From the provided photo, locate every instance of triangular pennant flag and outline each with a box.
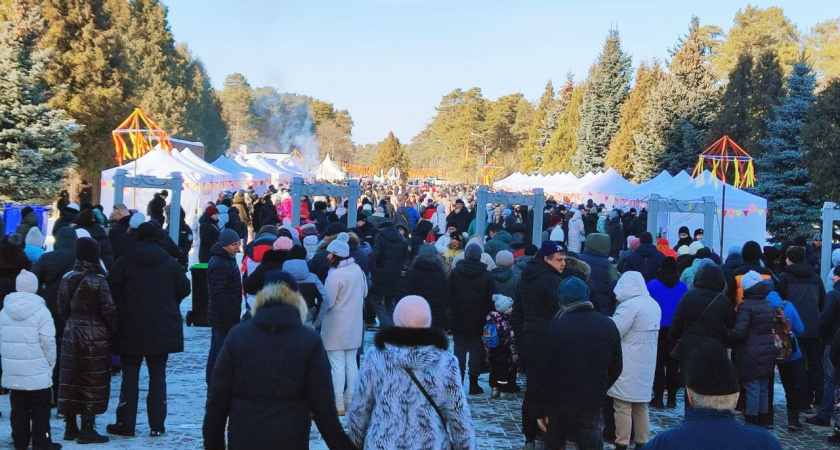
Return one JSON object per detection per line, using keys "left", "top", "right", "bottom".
{"left": 743, "top": 210, "right": 749, "bottom": 217}
{"left": 728, "top": 210, "right": 735, "bottom": 218}
{"left": 736, "top": 210, "right": 742, "bottom": 217}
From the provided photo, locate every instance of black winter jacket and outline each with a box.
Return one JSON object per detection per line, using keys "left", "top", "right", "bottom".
{"left": 728, "top": 283, "right": 776, "bottom": 380}
{"left": 623, "top": 243, "right": 666, "bottom": 283}
{"left": 669, "top": 264, "right": 736, "bottom": 365}
{"left": 146, "top": 194, "right": 166, "bottom": 224}
{"left": 819, "top": 280, "right": 840, "bottom": 342}
{"left": 308, "top": 237, "right": 372, "bottom": 284}
{"left": 207, "top": 243, "right": 242, "bottom": 331}
{"left": 52, "top": 207, "right": 77, "bottom": 236}
{"left": 198, "top": 213, "right": 220, "bottom": 264}
{"left": 203, "top": 303, "right": 355, "bottom": 450}
{"left": 607, "top": 217, "right": 624, "bottom": 259}
{"left": 525, "top": 303, "right": 622, "bottom": 420}
{"left": 517, "top": 258, "right": 563, "bottom": 336}
{"left": 258, "top": 203, "right": 280, "bottom": 228}
{"left": 309, "top": 209, "right": 330, "bottom": 232}
{"left": 778, "top": 262, "right": 826, "bottom": 338}
{"left": 371, "top": 227, "right": 408, "bottom": 296}
{"left": 578, "top": 248, "right": 617, "bottom": 316}
{"left": 409, "top": 221, "right": 434, "bottom": 261}
{"left": 31, "top": 227, "right": 77, "bottom": 337}
{"left": 447, "top": 258, "right": 494, "bottom": 336}
{"left": 401, "top": 254, "right": 450, "bottom": 331}
{"left": 108, "top": 240, "right": 191, "bottom": 356}
{"left": 108, "top": 215, "right": 132, "bottom": 259}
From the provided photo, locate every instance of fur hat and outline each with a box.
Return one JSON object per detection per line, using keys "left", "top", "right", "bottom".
{"left": 273, "top": 236, "right": 294, "bottom": 251}
{"left": 327, "top": 233, "right": 350, "bottom": 257}
{"left": 741, "top": 270, "right": 765, "bottom": 292}
{"left": 495, "top": 250, "right": 514, "bottom": 268}
{"left": 129, "top": 212, "right": 146, "bottom": 229}
{"left": 253, "top": 280, "right": 307, "bottom": 323}
{"left": 464, "top": 242, "right": 482, "bottom": 261}
{"left": 25, "top": 227, "right": 45, "bottom": 247}
{"left": 76, "top": 237, "right": 100, "bottom": 264}
{"left": 684, "top": 341, "right": 740, "bottom": 396}
{"left": 16, "top": 269, "right": 38, "bottom": 294}
{"left": 218, "top": 229, "right": 240, "bottom": 247}
{"left": 393, "top": 295, "right": 432, "bottom": 328}
{"left": 493, "top": 294, "right": 514, "bottom": 313}
{"left": 558, "top": 276, "right": 590, "bottom": 306}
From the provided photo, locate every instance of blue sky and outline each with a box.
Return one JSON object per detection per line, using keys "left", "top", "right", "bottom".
{"left": 163, "top": 1, "right": 835, "bottom": 145}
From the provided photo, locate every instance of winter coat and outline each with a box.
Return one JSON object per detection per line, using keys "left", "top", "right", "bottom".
{"left": 512, "top": 255, "right": 532, "bottom": 276}
{"left": 410, "top": 221, "right": 434, "bottom": 260}
{"left": 57, "top": 261, "right": 118, "bottom": 415}
{"left": 623, "top": 243, "right": 666, "bottom": 283}
{"left": 728, "top": 263, "right": 779, "bottom": 305}
{"left": 309, "top": 234, "right": 372, "bottom": 283}
{"left": 517, "top": 257, "right": 563, "bottom": 337}
{"left": 491, "top": 266, "right": 520, "bottom": 304}
{"left": 607, "top": 217, "right": 624, "bottom": 259}
{"left": 203, "top": 286, "right": 355, "bottom": 450}
{"left": 371, "top": 227, "right": 408, "bottom": 296}
{"left": 15, "top": 211, "right": 40, "bottom": 239}
{"left": 669, "top": 265, "right": 735, "bottom": 365}
{"left": 231, "top": 196, "right": 250, "bottom": 227}
{"left": 258, "top": 201, "right": 281, "bottom": 228}
{"left": 484, "top": 231, "right": 512, "bottom": 260}
{"left": 721, "top": 252, "right": 743, "bottom": 283}
{"left": 198, "top": 212, "right": 221, "bottom": 264}
{"left": 322, "top": 259, "right": 368, "bottom": 351}
{"left": 166, "top": 219, "right": 193, "bottom": 271}
{"left": 207, "top": 243, "right": 242, "bottom": 331}
{"left": 146, "top": 194, "right": 167, "bottom": 224}
{"left": 768, "top": 290, "right": 804, "bottom": 362}
{"left": 31, "top": 227, "right": 77, "bottom": 337}
{"left": 108, "top": 215, "right": 132, "bottom": 259}
{"left": 645, "top": 408, "right": 783, "bottom": 450}
{"left": 225, "top": 205, "right": 246, "bottom": 239}
{"left": 74, "top": 222, "right": 115, "bottom": 269}
{"left": 0, "top": 242, "right": 32, "bottom": 308}
{"left": 447, "top": 259, "right": 494, "bottom": 336}
{"left": 608, "top": 272, "right": 661, "bottom": 403}
{"left": 446, "top": 208, "right": 472, "bottom": 235}
{"left": 52, "top": 207, "right": 77, "bottom": 237}
{"left": 401, "top": 254, "right": 450, "bottom": 331}
{"left": 429, "top": 204, "right": 448, "bottom": 234}
{"left": 0, "top": 292, "right": 56, "bottom": 390}
{"left": 577, "top": 233, "right": 620, "bottom": 315}
{"left": 778, "top": 261, "right": 826, "bottom": 339}
{"left": 282, "top": 259, "right": 329, "bottom": 326}
{"left": 242, "top": 261, "right": 284, "bottom": 297}
{"left": 647, "top": 279, "right": 688, "bottom": 327}
{"left": 567, "top": 211, "right": 585, "bottom": 254}
{"left": 108, "top": 240, "right": 190, "bottom": 356}
{"left": 819, "top": 280, "right": 840, "bottom": 342}
{"left": 309, "top": 209, "right": 331, "bottom": 232}
{"left": 347, "top": 327, "right": 477, "bottom": 450}
{"left": 728, "top": 282, "right": 776, "bottom": 380}
{"left": 525, "top": 302, "right": 622, "bottom": 420}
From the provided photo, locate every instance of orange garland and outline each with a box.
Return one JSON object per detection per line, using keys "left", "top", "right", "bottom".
{"left": 112, "top": 108, "right": 172, "bottom": 165}
{"left": 691, "top": 135, "right": 755, "bottom": 188}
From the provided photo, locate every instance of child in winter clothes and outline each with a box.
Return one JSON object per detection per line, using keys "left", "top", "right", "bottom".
{"left": 24, "top": 228, "right": 46, "bottom": 263}
{"left": 0, "top": 270, "right": 59, "bottom": 450}
{"left": 485, "top": 294, "right": 518, "bottom": 399}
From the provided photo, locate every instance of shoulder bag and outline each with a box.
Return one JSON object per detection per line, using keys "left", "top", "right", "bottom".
{"left": 405, "top": 368, "right": 452, "bottom": 448}
{"left": 670, "top": 293, "right": 722, "bottom": 360}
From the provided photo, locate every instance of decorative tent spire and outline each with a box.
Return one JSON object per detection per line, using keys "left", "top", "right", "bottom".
{"left": 112, "top": 108, "right": 172, "bottom": 165}
{"left": 691, "top": 135, "right": 755, "bottom": 188}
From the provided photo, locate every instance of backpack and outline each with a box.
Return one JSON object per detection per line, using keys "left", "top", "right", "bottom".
{"left": 772, "top": 302, "right": 797, "bottom": 362}
{"left": 482, "top": 322, "right": 500, "bottom": 349}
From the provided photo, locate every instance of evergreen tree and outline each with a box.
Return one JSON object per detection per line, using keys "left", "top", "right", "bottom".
{"left": 707, "top": 54, "right": 754, "bottom": 150}
{"left": 538, "top": 73, "right": 574, "bottom": 165}
{"left": 520, "top": 80, "right": 554, "bottom": 172}
{"left": 574, "top": 29, "right": 632, "bottom": 174}
{"left": 749, "top": 51, "right": 785, "bottom": 153}
{"left": 804, "top": 78, "right": 840, "bottom": 201}
{"left": 219, "top": 73, "right": 258, "bottom": 152}
{"left": 753, "top": 62, "right": 818, "bottom": 239}
{"left": 806, "top": 18, "right": 840, "bottom": 90}
{"left": 375, "top": 131, "right": 409, "bottom": 180}
{"left": 713, "top": 5, "right": 801, "bottom": 78}
{"left": 0, "top": 2, "right": 78, "bottom": 202}
{"left": 605, "top": 61, "right": 664, "bottom": 180}
{"left": 543, "top": 83, "right": 585, "bottom": 173}
{"left": 178, "top": 45, "right": 229, "bottom": 161}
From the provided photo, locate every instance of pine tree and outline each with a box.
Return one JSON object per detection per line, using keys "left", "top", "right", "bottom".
{"left": 713, "top": 5, "right": 801, "bottom": 78}
{"left": 178, "top": 45, "right": 229, "bottom": 160}
{"left": 538, "top": 73, "right": 574, "bottom": 164}
{"left": 543, "top": 83, "right": 585, "bottom": 173}
{"left": 520, "top": 80, "right": 554, "bottom": 172}
{"left": 219, "top": 73, "right": 258, "bottom": 152}
{"left": 804, "top": 78, "right": 840, "bottom": 201}
{"left": 574, "top": 29, "right": 632, "bottom": 174}
{"left": 605, "top": 61, "right": 664, "bottom": 180}
{"left": 706, "top": 54, "right": 754, "bottom": 150}
{"left": 749, "top": 51, "right": 785, "bottom": 155}
{"left": 375, "top": 131, "right": 409, "bottom": 179}
{"left": 0, "top": 2, "right": 78, "bottom": 202}
{"left": 753, "top": 62, "right": 818, "bottom": 239}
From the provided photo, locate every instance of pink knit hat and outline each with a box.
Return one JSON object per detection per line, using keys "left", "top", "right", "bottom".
{"left": 392, "top": 296, "right": 432, "bottom": 328}
{"left": 629, "top": 238, "right": 641, "bottom": 251}
{"left": 273, "top": 236, "right": 293, "bottom": 251}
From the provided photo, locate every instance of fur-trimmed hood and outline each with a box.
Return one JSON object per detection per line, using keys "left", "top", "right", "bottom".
{"left": 565, "top": 256, "right": 591, "bottom": 280}
{"left": 372, "top": 327, "right": 450, "bottom": 371}
{"left": 253, "top": 282, "right": 308, "bottom": 325}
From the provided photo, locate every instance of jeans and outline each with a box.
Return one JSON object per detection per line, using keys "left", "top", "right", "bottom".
{"left": 778, "top": 358, "right": 808, "bottom": 412}
{"left": 116, "top": 354, "right": 169, "bottom": 432}
{"left": 653, "top": 327, "right": 680, "bottom": 397}
{"left": 206, "top": 327, "right": 229, "bottom": 384}
{"left": 800, "top": 337, "right": 824, "bottom": 406}
{"left": 453, "top": 333, "right": 483, "bottom": 382}
{"left": 613, "top": 398, "right": 650, "bottom": 446}
{"left": 819, "top": 345, "right": 836, "bottom": 420}
{"left": 744, "top": 378, "right": 770, "bottom": 416}
{"left": 10, "top": 388, "right": 54, "bottom": 450}
{"left": 544, "top": 413, "right": 603, "bottom": 450}
{"left": 370, "top": 293, "right": 397, "bottom": 329}
{"left": 327, "top": 349, "right": 358, "bottom": 409}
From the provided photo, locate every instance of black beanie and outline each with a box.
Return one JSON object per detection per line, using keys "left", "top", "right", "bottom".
{"left": 639, "top": 231, "right": 653, "bottom": 245}
{"left": 137, "top": 223, "right": 158, "bottom": 241}
{"left": 287, "top": 245, "right": 308, "bottom": 261}
{"left": 684, "top": 341, "right": 740, "bottom": 396}
{"left": 678, "top": 226, "right": 690, "bottom": 235}
{"left": 742, "top": 241, "right": 763, "bottom": 263}
{"left": 326, "top": 222, "right": 348, "bottom": 236}
{"left": 76, "top": 237, "right": 100, "bottom": 264}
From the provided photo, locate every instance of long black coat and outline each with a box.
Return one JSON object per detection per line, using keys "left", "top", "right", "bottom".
{"left": 108, "top": 215, "right": 132, "bottom": 259}
{"left": 76, "top": 223, "right": 115, "bottom": 269}
{"left": 778, "top": 262, "right": 826, "bottom": 338}
{"left": 607, "top": 217, "right": 624, "bottom": 259}
{"left": 401, "top": 254, "right": 450, "bottom": 331}
{"left": 31, "top": 227, "right": 78, "bottom": 337}
{"left": 108, "top": 240, "right": 191, "bottom": 356}
{"left": 447, "top": 258, "right": 494, "bottom": 336}
{"left": 146, "top": 194, "right": 167, "bottom": 224}
{"left": 728, "top": 284, "right": 776, "bottom": 380}
{"left": 52, "top": 207, "right": 77, "bottom": 237}
{"left": 203, "top": 302, "right": 355, "bottom": 450}
{"left": 198, "top": 212, "right": 221, "bottom": 264}
{"left": 517, "top": 257, "right": 563, "bottom": 336}
{"left": 371, "top": 227, "right": 408, "bottom": 297}
{"left": 57, "top": 261, "right": 118, "bottom": 415}
{"left": 258, "top": 202, "right": 281, "bottom": 228}
{"left": 207, "top": 243, "right": 242, "bottom": 331}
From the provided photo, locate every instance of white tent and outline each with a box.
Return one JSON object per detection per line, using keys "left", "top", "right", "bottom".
{"left": 618, "top": 170, "right": 673, "bottom": 201}
{"left": 315, "top": 154, "right": 346, "bottom": 181}
{"left": 172, "top": 148, "right": 234, "bottom": 184}
{"left": 212, "top": 156, "right": 271, "bottom": 189}
{"left": 236, "top": 155, "right": 294, "bottom": 185}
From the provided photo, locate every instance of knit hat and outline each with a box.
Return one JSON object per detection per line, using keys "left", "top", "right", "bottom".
{"left": 264, "top": 269, "right": 299, "bottom": 291}
{"left": 76, "top": 237, "right": 100, "bottom": 264}
{"left": 688, "top": 240, "right": 704, "bottom": 256}
{"left": 538, "top": 240, "right": 565, "bottom": 258}
{"left": 417, "top": 244, "right": 438, "bottom": 257}
{"left": 303, "top": 235, "right": 318, "bottom": 248}
{"left": 464, "top": 242, "right": 482, "bottom": 261}
{"left": 301, "top": 223, "right": 319, "bottom": 237}
{"left": 656, "top": 238, "right": 671, "bottom": 252}
{"left": 325, "top": 222, "right": 348, "bottom": 236}
{"left": 327, "top": 233, "right": 350, "bottom": 257}
{"left": 218, "top": 229, "right": 240, "bottom": 247}
{"left": 629, "top": 238, "right": 640, "bottom": 251}
{"left": 678, "top": 226, "right": 690, "bottom": 235}
{"left": 66, "top": 203, "right": 79, "bottom": 212}
{"left": 728, "top": 245, "right": 742, "bottom": 257}
{"left": 205, "top": 205, "right": 219, "bottom": 216}
{"left": 25, "top": 227, "right": 45, "bottom": 247}
{"left": 495, "top": 250, "right": 514, "bottom": 268}
{"left": 273, "top": 236, "right": 294, "bottom": 251}
{"left": 659, "top": 256, "right": 678, "bottom": 276}
{"left": 393, "top": 295, "right": 432, "bottom": 328}
{"left": 493, "top": 294, "right": 514, "bottom": 313}
{"left": 258, "top": 225, "right": 279, "bottom": 237}
{"left": 694, "top": 228, "right": 704, "bottom": 238}
{"left": 362, "top": 203, "right": 373, "bottom": 211}
{"left": 639, "top": 232, "right": 653, "bottom": 245}
{"left": 684, "top": 341, "right": 740, "bottom": 396}
{"left": 677, "top": 245, "right": 690, "bottom": 256}
{"left": 137, "top": 222, "right": 158, "bottom": 241}
{"left": 741, "top": 270, "right": 765, "bottom": 292}
{"left": 503, "top": 208, "right": 512, "bottom": 216}
{"left": 549, "top": 215, "right": 562, "bottom": 227}
{"left": 287, "top": 245, "right": 308, "bottom": 261}
{"left": 742, "top": 241, "right": 763, "bottom": 263}
{"left": 558, "top": 276, "right": 590, "bottom": 306}
{"left": 129, "top": 212, "right": 145, "bottom": 229}
{"left": 524, "top": 244, "right": 539, "bottom": 256}
{"left": 16, "top": 269, "right": 38, "bottom": 294}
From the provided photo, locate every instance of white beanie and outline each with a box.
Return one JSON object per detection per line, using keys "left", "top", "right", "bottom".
{"left": 129, "top": 212, "right": 145, "bottom": 229}
{"left": 25, "top": 227, "right": 45, "bottom": 247}
{"left": 327, "top": 233, "right": 350, "bottom": 258}
{"left": 741, "top": 270, "right": 765, "bottom": 292}
{"left": 688, "top": 240, "right": 704, "bottom": 256}
{"left": 493, "top": 294, "right": 514, "bottom": 313}
{"left": 16, "top": 269, "right": 38, "bottom": 294}
{"left": 75, "top": 228, "right": 91, "bottom": 239}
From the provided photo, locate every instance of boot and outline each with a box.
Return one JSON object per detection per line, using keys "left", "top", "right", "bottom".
{"left": 788, "top": 410, "right": 803, "bottom": 432}
{"left": 105, "top": 422, "right": 135, "bottom": 437}
{"left": 468, "top": 378, "right": 483, "bottom": 395}
{"left": 614, "top": 445, "right": 628, "bottom": 450}
{"left": 666, "top": 389, "right": 678, "bottom": 408}
{"left": 758, "top": 411, "right": 774, "bottom": 430}
{"left": 828, "top": 428, "right": 840, "bottom": 445}
{"left": 77, "top": 416, "right": 110, "bottom": 444}
{"left": 63, "top": 414, "right": 79, "bottom": 441}
{"left": 744, "top": 415, "right": 759, "bottom": 426}
{"left": 490, "top": 388, "right": 500, "bottom": 399}
{"left": 649, "top": 392, "right": 664, "bottom": 409}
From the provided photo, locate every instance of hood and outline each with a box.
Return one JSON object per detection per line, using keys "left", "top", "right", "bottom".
{"left": 583, "top": 233, "right": 610, "bottom": 256}
{"left": 724, "top": 252, "right": 743, "bottom": 268}
{"left": 54, "top": 226, "right": 78, "bottom": 251}
{"left": 3, "top": 292, "right": 46, "bottom": 321}
{"left": 564, "top": 257, "right": 591, "bottom": 280}
{"left": 491, "top": 266, "right": 515, "bottom": 282}
{"left": 693, "top": 264, "right": 726, "bottom": 291}
{"left": 123, "top": 240, "right": 169, "bottom": 267}
{"left": 571, "top": 210, "right": 582, "bottom": 221}
{"left": 378, "top": 226, "right": 405, "bottom": 244}
{"left": 436, "top": 204, "right": 445, "bottom": 213}
{"left": 374, "top": 327, "right": 449, "bottom": 370}
{"left": 493, "top": 230, "right": 512, "bottom": 244}
{"left": 411, "top": 254, "right": 444, "bottom": 272}
{"left": 614, "top": 271, "right": 649, "bottom": 302}
{"left": 766, "top": 290, "right": 785, "bottom": 308}
{"left": 635, "top": 243, "right": 660, "bottom": 258}
{"left": 252, "top": 282, "right": 308, "bottom": 326}
{"left": 453, "top": 258, "right": 488, "bottom": 278}
{"left": 25, "top": 227, "right": 45, "bottom": 247}
{"left": 833, "top": 248, "right": 840, "bottom": 267}
{"left": 281, "top": 259, "right": 311, "bottom": 281}
{"left": 786, "top": 261, "right": 815, "bottom": 278}
{"left": 414, "top": 220, "right": 433, "bottom": 237}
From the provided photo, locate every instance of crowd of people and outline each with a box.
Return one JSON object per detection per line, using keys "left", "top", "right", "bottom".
{"left": 0, "top": 180, "right": 835, "bottom": 449}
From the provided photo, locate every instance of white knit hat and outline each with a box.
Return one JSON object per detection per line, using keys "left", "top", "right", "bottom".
{"left": 16, "top": 269, "right": 38, "bottom": 294}
{"left": 327, "top": 233, "right": 350, "bottom": 258}
{"left": 741, "top": 270, "right": 765, "bottom": 292}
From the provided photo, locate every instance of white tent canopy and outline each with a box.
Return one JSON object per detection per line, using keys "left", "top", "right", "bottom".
{"left": 315, "top": 154, "right": 346, "bottom": 181}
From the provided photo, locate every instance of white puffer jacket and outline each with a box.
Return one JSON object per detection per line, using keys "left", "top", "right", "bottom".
{"left": 608, "top": 271, "right": 661, "bottom": 403}
{"left": 0, "top": 292, "right": 56, "bottom": 391}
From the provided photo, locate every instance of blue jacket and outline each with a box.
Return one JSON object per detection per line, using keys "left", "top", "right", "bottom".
{"left": 646, "top": 408, "right": 782, "bottom": 450}
{"left": 767, "top": 290, "right": 804, "bottom": 362}
{"left": 646, "top": 279, "right": 688, "bottom": 327}
{"left": 623, "top": 243, "right": 665, "bottom": 283}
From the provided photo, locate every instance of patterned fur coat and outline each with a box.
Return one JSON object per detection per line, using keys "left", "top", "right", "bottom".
{"left": 347, "top": 327, "right": 477, "bottom": 449}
